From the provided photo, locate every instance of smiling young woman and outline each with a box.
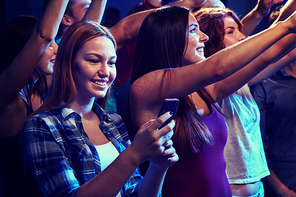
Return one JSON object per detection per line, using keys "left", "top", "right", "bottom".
{"left": 126, "top": 5, "right": 296, "bottom": 197}
{"left": 21, "top": 21, "right": 178, "bottom": 197}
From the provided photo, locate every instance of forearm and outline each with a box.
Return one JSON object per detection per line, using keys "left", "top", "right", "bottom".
{"left": 249, "top": 42, "right": 296, "bottom": 86}
{"left": 206, "top": 21, "right": 290, "bottom": 82}
{"left": 83, "top": 0, "right": 107, "bottom": 24}
{"left": 241, "top": 8, "right": 263, "bottom": 36}
{"left": 110, "top": 0, "right": 206, "bottom": 50}
{"left": 110, "top": 10, "right": 153, "bottom": 50}
{"left": 241, "top": 0, "right": 284, "bottom": 36}
{"left": 205, "top": 21, "right": 294, "bottom": 99}
{"left": 138, "top": 162, "right": 167, "bottom": 197}
{"left": 0, "top": 0, "right": 68, "bottom": 103}
{"left": 37, "top": 0, "right": 69, "bottom": 42}
{"left": 249, "top": 0, "right": 296, "bottom": 84}
{"left": 209, "top": 33, "right": 296, "bottom": 101}
{"left": 76, "top": 146, "right": 141, "bottom": 197}
{"left": 273, "top": 0, "right": 296, "bottom": 25}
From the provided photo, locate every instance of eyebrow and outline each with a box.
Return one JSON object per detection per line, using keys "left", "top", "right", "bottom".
{"left": 189, "top": 24, "right": 198, "bottom": 28}
{"left": 225, "top": 26, "right": 236, "bottom": 30}
{"left": 86, "top": 53, "right": 117, "bottom": 60}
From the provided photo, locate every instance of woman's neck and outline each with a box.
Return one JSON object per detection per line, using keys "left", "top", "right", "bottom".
{"left": 68, "top": 97, "right": 95, "bottom": 118}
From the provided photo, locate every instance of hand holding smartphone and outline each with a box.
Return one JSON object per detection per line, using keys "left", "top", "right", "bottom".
{"left": 158, "top": 98, "right": 180, "bottom": 130}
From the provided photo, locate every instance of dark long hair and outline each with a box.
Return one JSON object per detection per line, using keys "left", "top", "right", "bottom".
{"left": 35, "top": 21, "right": 116, "bottom": 114}
{"left": 0, "top": 15, "right": 48, "bottom": 108}
{"left": 130, "top": 6, "right": 216, "bottom": 154}
{"left": 194, "top": 8, "right": 242, "bottom": 57}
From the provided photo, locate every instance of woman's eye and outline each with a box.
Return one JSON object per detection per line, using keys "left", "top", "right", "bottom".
{"left": 88, "top": 59, "right": 99, "bottom": 63}
{"left": 190, "top": 28, "right": 197, "bottom": 34}
{"left": 108, "top": 62, "right": 116, "bottom": 67}
{"left": 227, "top": 31, "right": 233, "bottom": 34}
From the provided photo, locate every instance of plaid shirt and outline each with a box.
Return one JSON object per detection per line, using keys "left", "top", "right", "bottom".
{"left": 21, "top": 103, "right": 142, "bottom": 197}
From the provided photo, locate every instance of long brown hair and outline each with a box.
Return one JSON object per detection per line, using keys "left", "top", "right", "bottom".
{"left": 194, "top": 8, "right": 242, "bottom": 57}
{"left": 130, "top": 6, "right": 217, "bottom": 154}
{"left": 34, "top": 21, "right": 116, "bottom": 115}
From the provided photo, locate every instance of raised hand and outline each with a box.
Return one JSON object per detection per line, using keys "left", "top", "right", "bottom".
{"left": 282, "top": 10, "right": 296, "bottom": 33}
{"left": 255, "top": 0, "right": 283, "bottom": 18}
{"left": 240, "top": 0, "right": 283, "bottom": 36}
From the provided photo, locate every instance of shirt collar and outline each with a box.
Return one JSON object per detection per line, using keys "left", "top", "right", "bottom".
{"left": 55, "top": 102, "right": 113, "bottom": 123}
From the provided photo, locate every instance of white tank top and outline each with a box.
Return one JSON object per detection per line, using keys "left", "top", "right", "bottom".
{"left": 95, "top": 141, "right": 122, "bottom": 197}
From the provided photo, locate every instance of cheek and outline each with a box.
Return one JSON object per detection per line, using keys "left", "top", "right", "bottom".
{"left": 223, "top": 36, "right": 238, "bottom": 48}
{"left": 110, "top": 67, "right": 117, "bottom": 82}
{"left": 41, "top": 48, "right": 55, "bottom": 63}
{"left": 223, "top": 38, "right": 232, "bottom": 48}
{"left": 37, "top": 51, "right": 53, "bottom": 69}
{"left": 185, "top": 40, "right": 197, "bottom": 58}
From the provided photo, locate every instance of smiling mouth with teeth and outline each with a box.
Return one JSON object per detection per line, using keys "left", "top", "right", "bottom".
{"left": 92, "top": 80, "right": 107, "bottom": 86}
{"left": 50, "top": 59, "right": 55, "bottom": 63}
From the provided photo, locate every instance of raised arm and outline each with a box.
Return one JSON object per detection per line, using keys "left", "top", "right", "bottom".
{"left": 0, "top": 0, "right": 68, "bottom": 107}
{"left": 249, "top": 0, "right": 296, "bottom": 85}
{"left": 272, "top": 0, "right": 296, "bottom": 24}
{"left": 109, "top": 10, "right": 152, "bottom": 50}
{"left": 131, "top": 11, "right": 296, "bottom": 119}
{"left": 83, "top": 0, "right": 107, "bottom": 24}
{"left": 203, "top": 0, "right": 296, "bottom": 101}
{"left": 249, "top": 42, "right": 296, "bottom": 86}
{"left": 240, "top": 0, "right": 283, "bottom": 36}
{"left": 110, "top": 0, "right": 206, "bottom": 50}
{"left": 206, "top": 35, "right": 296, "bottom": 102}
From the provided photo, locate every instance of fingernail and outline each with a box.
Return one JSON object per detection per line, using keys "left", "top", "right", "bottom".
{"left": 162, "top": 151, "right": 166, "bottom": 155}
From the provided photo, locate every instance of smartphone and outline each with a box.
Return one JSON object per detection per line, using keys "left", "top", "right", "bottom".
{"left": 157, "top": 98, "right": 180, "bottom": 129}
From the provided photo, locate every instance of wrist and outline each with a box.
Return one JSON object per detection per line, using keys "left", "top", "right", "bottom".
{"left": 124, "top": 145, "right": 143, "bottom": 167}
{"left": 273, "top": 21, "right": 290, "bottom": 36}
{"left": 149, "top": 161, "right": 169, "bottom": 173}
{"left": 252, "top": 7, "right": 267, "bottom": 19}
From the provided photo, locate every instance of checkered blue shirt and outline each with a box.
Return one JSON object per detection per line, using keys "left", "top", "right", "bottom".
{"left": 21, "top": 103, "right": 142, "bottom": 197}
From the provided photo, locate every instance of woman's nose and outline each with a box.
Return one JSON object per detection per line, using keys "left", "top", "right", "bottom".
{"left": 238, "top": 32, "right": 246, "bottom": 42}
{"left": 98, "top": 63, "right": 110, "bottom": 78}
{"left": 199, "top": 31, "right": 209, "bottom": 43}
{"left": 51, "top": 41, "right": 58, "bottom": 54}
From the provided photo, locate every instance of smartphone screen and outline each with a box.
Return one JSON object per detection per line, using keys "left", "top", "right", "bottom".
{"left": 158, "top": 98, "right": 180, "bottom": 129}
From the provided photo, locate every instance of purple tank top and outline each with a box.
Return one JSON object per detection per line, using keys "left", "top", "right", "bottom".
{"left": 163, "top": 105, "right": 231, "bottom": 197}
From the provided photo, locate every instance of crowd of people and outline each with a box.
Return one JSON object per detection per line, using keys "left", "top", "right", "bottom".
{"left": 0, "top": 0, "right": 296, "bottom": 196}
